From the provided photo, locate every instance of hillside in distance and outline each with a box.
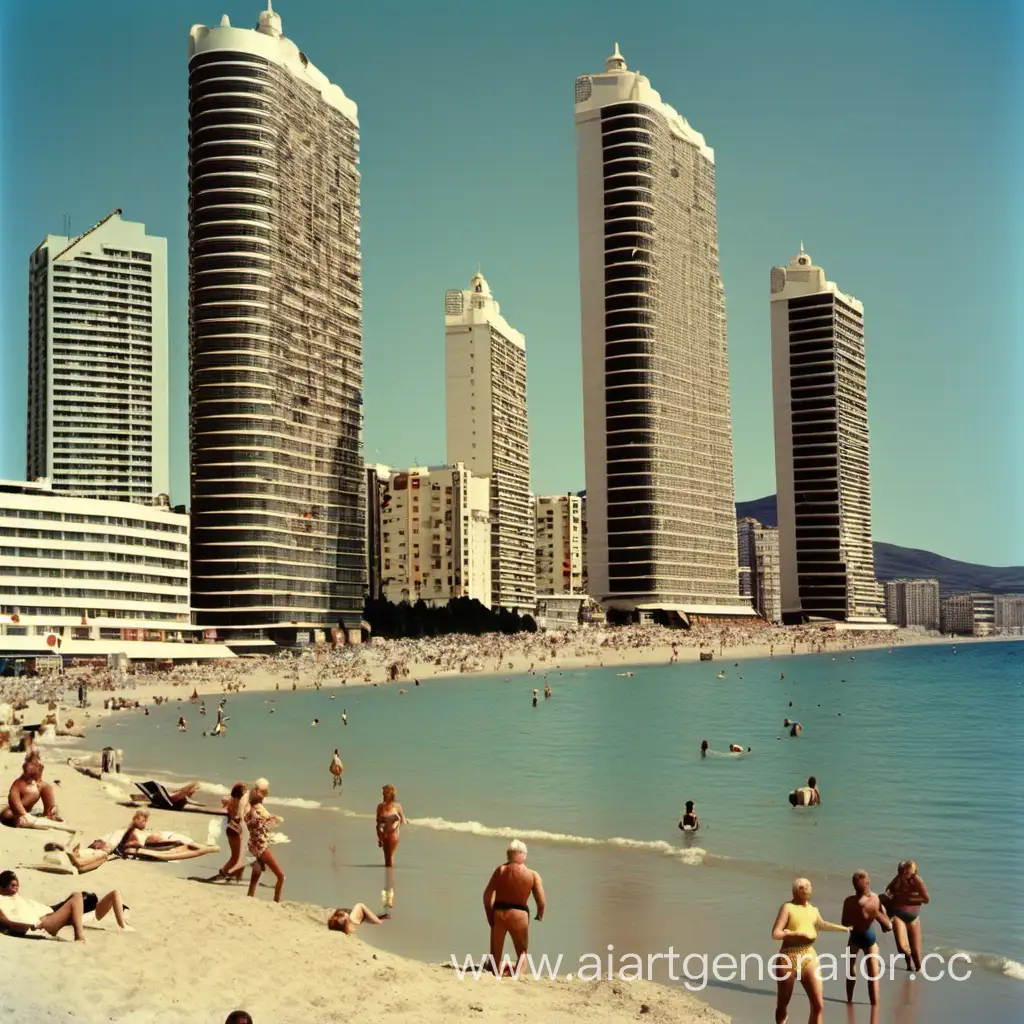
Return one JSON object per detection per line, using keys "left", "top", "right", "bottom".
{"left": 735, "top": 496, "right": 1024, "bottom": 595}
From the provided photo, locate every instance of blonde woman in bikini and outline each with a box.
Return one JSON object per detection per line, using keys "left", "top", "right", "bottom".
{"left": 245, "top": 779, "right": 285, "bottom": 902}
{"left": 375, "top": 784, "right": 406, "bottom": 868}
{"left": 771, "top": 877, "right": 849, "bottom": 1024}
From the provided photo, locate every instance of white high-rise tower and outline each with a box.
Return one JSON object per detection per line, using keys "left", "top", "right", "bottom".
{"left": 188, "top": 5, "right": 365, "bottom": 646}
{"left": 770, "top": 247, "right": 884, "bottom": 623}
{"left": 445, "top": 273, "right": 535, "bottom": 613}
{"left": 28, "top": 210, "right": 169, "bottom": 503}
{"left": 575, "top": 45, "right": 750, "bottom": 621}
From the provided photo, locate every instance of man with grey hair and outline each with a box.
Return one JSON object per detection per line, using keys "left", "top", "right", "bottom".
{"left": 482, "top": 839, "right": 546, "bottom": 975}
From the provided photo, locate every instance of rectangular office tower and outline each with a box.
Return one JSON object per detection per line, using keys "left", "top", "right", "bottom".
{"left": 28, "top": 211, "right": 168, "bottom": 503}
{"left": 188, "top": 6, "right": 365, "bottom": 646}
{"left": 445, "top": 273, "right": 535, "bottom": 613}
{"left": 770, "top": 248, "right": 884, "bottom": 623}
{"left": 575, "top": 46, "right": 750, "bottom": 621}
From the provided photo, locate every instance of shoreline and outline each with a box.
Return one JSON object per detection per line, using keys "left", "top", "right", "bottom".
{"left": 33, "top": 628, "right": 1017, "bottom": 720}
{"left": 0, "top": 749, "right": 728, "bottom": 1024}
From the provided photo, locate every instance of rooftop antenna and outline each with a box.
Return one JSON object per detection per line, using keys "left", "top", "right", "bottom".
{"left": 799, "top": 238, "right": 805, "bottom": 254}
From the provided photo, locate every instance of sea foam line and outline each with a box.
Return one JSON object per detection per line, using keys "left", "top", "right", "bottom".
{"left": 407, "top": 816, "right": 710, "bottom": 866}
{"left": 934, "top": 946, "right": 1024, "bottom": 982}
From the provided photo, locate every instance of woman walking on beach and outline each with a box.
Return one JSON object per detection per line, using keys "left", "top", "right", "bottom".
{"left": 883, "top": 860, "right": 930, "bottom": 973}
{"left": 245, "top": 779, "right": 285, "bottom": 902}
{"left": 770, "top": 877, "right": 849, "bottom": 1024}
{"left": 376, "top": 784, "right": 406, "bottom": 867}
{"left": 218, "top": 782, "right": 248, "bottom": 880}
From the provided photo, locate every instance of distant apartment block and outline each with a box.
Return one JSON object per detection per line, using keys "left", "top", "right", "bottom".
{"left": 771, "top": 247, "right": 883, "bottom": 624}
{"left": 884, "top": 578, "right": 940, "bottom": 630}
{"left": 941, "top": 592, "right": 995, "bottom": 636}
{"left": 535, "top": 495, "right": 584, "bottom": 595}
{"left": 378, "top": 465, "right": 491, "bottom": 607}
{"left": 994, "top": 594, "right": 1024, "bottom": 632}
{"left": 737, "top": 518, "right": 757, "bottom": 599}
{"left": 753, "top": 524, "right": 782, "bottom": 624}
{"left": 28, "top": 211, "right": 168, "bottom": 503}
{"left": 446, "top": 273, "right": 534, "bottom": 613}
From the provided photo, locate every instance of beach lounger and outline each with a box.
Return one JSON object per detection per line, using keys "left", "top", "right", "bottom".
{"left": 133, "top": 781, "right": 224, "bottom": 815}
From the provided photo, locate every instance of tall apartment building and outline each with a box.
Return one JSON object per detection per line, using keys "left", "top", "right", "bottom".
{"left": 575, "top": 45, "right": 750, "bottom": 621}
{"left": 535, "top": 495, "right": 584, "bottom": 595}
{"left": 884, "top": 578, "right": 940, "bottom": 630}
{"left": 28, "top": 211, "right": 168, "bottom": 503}
{"left": 940, "top": 592, "right": 995, "bottom": 636}
{"left": 445, "top": 272, "right": 534, "bottom": 613}
{"left": 188, "top": 6, "right": 365, "bottom": 646}
{"left": 994, "top": 594, "right": 1024, "bottom": 631}
{"left": 377, "top": 465, "right": 491, "bottom": 607}
{"left": 736, "top": 517, "right": 757, "bottom": 600}
{"left": 770, "top": 247, "right": 884, "bottom": 624}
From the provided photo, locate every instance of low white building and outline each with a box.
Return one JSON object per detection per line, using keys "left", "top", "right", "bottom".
{"left": 0, "top": 478, "right": 232, "bottom": 661}
{"left": 379, "top": 464, "right": 491, "bottom": 607}
{"left": 535, "top": 495, "right": 584, "bottom": 595}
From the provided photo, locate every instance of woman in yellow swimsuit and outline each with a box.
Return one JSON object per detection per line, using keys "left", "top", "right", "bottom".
{"left": 771, "top": 877, "right": 850, "bottom": 1024}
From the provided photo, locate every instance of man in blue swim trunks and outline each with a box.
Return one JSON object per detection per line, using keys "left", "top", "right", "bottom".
{"left": 841, "top": 870, "right": 892, "bottom": 1006}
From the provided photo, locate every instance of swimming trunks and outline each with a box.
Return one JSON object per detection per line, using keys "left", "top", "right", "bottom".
{"left": 849, "top": 927, "right": 877, "bottom": 951}
{"left": 493, "top": 901, "right": 530, "bottom": 914}
{"left": 891, "top": 907, "right": 920, "bottom": 924}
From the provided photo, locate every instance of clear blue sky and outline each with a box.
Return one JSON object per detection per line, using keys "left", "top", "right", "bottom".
{"left": 1, "top": 0, "right": 1020, "bottom": 566}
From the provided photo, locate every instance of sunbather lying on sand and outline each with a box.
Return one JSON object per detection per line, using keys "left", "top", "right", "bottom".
{"left": 111, "top": 810, "right": 218, "bottom": 859}
{"left": 0, "top": 869, "right": 129, "bottom": 939}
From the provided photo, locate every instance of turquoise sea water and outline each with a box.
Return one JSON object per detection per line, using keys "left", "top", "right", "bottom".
{"left": 92, "top": 641, "right": 1023, "bottom": 1022}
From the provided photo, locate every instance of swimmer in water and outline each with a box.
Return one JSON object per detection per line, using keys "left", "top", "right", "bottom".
{"left": 790, "top": 722, "right": 803, "bottom": 737}
{"left": 729, "top": 744, "right": 743, "bottom": 753}
{"left": 311, "top": 718, "right": 320, "bottom": 727}
{"left": 679, "top": 800, "right": 699, "bottom": 832}
{"left": 532, "top": 689, "right": 539, "bottom": 708}
{"left": 177, "top": 717, "right": 187, "bottom": 732}
{"left": 329, "top": 749, "right": 343, "bottom": 789}
{"left": 342, "top": 710, "right": 347, "bottom": 726}
{"left": 543, "top": 684, "right": 552, "bottom": 699}
{"left": 700, "top": 740, "right": 709, "bottom": 758}
{"left": 716, "top": 671, "right": 725, "bottom": 679}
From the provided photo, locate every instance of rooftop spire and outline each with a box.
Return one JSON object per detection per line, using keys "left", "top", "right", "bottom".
{"left": 605, "top": 42, "right": 627, "bottom": 72}
{"left": 257, "top": 0, "right": 282, "bottom": 37}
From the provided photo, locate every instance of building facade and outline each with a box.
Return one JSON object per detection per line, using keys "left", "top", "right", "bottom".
{"left": 940, "top": 592, "right": 995, "bottom": 636}
{"left": 377, "top": 465, "right": 491, "bottom": 607}
{"left": 752, "top": 523, "right": 782, "bottom": 623}
{"left": 994, "top": 594, "right": 1024, "bottom": 632}
{"left": 575, "top": 46, "right": 750, "bottom": 620}
{"left": 28, "top": 211, "right": 168, "bottom": 503}
{"left": 445, "top": 273, "right": 534, "bottom": 613}
{"left": 770, "top": 247, "right": 884, "bottom": 624}
{"left": 535, "top": 495, "right": 584, "bottom": 595}
{"left": 188, "top": 7, "right": 365, "bottom": 646}
{"left": 736, "top": 517, "right": 757, "bottom": 600}
{"left": 884, "top": 578, "right": 940, "bottom": 630}
{"left": 0, "top": 479, "right": 196, "bottom": 656}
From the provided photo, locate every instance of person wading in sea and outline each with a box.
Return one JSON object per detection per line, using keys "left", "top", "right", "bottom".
{"left": 482, "top": 839, "right": 546, "bottom": 976}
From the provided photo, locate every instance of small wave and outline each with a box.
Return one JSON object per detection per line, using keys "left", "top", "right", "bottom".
{"left": 269, "top": 831, "right": 290, "bottom": 845}
{"left": 407, "top": 816, "right": 708, "bottom": 865}
{"left": 266, "top": 795, "right": 322, "bottom": 810}
{"left": 935, "top": 946, "right": 1024, "bottom": 981}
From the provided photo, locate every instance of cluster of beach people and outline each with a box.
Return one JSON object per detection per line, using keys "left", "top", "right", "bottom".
{"left": 1, "top": 621, "right": 934, "bottom": 1023}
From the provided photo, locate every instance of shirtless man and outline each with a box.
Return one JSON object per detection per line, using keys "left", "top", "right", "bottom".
{"left": 793, "top": 776, "right": 820, "bottom": 806}
{"left": 1, "top": 755, "right": 66, "bottom": 828}
{"left": 482, "top": 839, "right": 546, "bottom": 976}
{"left": 842, "top": 870, "right": 891, "bottom": 1005}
